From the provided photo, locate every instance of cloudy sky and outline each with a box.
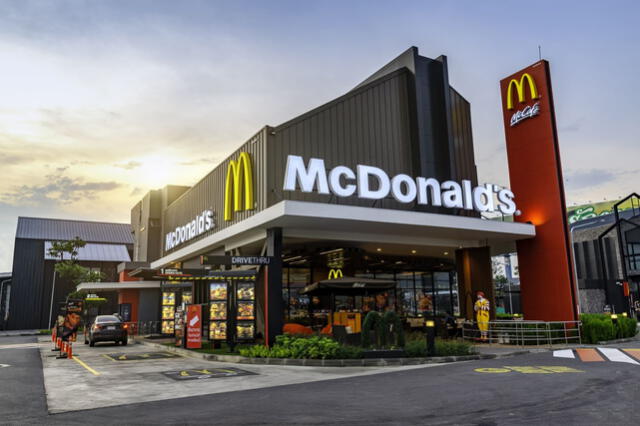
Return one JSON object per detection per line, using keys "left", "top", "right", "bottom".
{"left": 1, "top": 0, "right": 639, "bottom": 270}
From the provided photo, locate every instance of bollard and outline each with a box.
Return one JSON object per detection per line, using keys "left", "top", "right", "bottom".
{"left": 425, "top": 320, "right": 436, "bottom": 357}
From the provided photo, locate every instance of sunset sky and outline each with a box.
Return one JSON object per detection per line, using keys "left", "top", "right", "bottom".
{"left": 1, "top": 1, "right": 639, "bottom": 270}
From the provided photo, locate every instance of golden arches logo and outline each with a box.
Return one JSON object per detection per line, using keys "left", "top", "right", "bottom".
{"left": 506, "top": 73, "right": 540, "bottom": 110}
{"left": 328, "top": 269, "right": 343, "bottom": 280}
{"left": 224, "top": 152, "right": 254, "bottom": 221}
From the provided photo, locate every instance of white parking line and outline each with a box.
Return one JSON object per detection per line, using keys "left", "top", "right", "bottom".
{"left": 553, "top": 349, "right": 575, "bottom": 358}
{"left": 597, "top": 348, "right": 639, "bottom": 365}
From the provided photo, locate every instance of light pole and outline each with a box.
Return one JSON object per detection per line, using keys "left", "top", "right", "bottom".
{"left": 570, "top": 218, "right": 606, "bottom": 315}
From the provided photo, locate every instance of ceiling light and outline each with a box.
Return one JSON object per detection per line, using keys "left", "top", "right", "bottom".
{"left": 444, "top": 252, "right": 449, "bottom": 256}
{"left": 411, "top": 250, "right": 417, "bottom": 254}
{"left": 376, "top": 248, "right": 382, "bottom": 252}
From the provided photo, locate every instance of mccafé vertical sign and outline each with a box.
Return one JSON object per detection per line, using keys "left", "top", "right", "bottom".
{"left": 500, "top": 61, "right": 578, "bottom": 322}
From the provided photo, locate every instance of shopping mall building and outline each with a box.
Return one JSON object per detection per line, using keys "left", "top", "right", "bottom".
{"left": 116, "top": 46, "right": 565, "bottom": 345}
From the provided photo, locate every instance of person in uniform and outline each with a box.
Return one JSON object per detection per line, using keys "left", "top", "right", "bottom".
{"left": 474, "top": 291, "right": 490, "bottom": 342}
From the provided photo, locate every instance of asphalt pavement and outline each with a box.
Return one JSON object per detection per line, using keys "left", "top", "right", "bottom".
{"left": 1, "top": 335, "right": 639, "bottom": 425}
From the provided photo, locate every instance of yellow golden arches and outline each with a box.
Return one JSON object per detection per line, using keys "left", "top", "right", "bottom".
{"left": 328, "top": 269, "right": 343, "bottom": 280}
{"left": 224, "top": 152, "right": 254, "bottom": 221}
{"left": 506, "top": 73, "right": 540, "bottom": 110}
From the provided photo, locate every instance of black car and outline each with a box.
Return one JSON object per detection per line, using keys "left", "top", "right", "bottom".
{"left": 85, "top": 315, "right": 128, "bottom": 346}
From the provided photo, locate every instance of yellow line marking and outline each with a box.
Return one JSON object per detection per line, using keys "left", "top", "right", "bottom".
{"left": 73, "top": 356, "right": 101, "bottom": 376}
{"left": 101, "top": 354, "right": 117, "bottom": 362}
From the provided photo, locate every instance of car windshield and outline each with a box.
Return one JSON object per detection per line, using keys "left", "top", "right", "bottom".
{"left": 96, "top": 315, "right": 120, "bottom": 323}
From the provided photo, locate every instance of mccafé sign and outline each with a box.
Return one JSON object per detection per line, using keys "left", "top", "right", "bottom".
{"left": 506, "top": 73, "right": 541, "bottom": 127}
{"left": 165, "top": 210, "right": 214, "bottom": 250}
{"left": 283, "top": 155, "right": 517, "bottom": 215}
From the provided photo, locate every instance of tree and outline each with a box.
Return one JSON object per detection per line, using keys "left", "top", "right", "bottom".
{"left": 47, "top": 237, "right": 104, "bottom": 327}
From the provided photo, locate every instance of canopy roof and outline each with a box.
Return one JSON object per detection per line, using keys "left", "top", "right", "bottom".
{"left": 300, "top": 276, "right": 396, "bottom": 295}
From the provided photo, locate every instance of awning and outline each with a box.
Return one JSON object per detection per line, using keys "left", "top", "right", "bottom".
{"left": 76, "top": 281, "right": 160, "bottom": 291}
{"left": 45, "top": 242, "right": 131, "bottom": 262}
{"left": 300, "top": 276, "right": 396, "bottom": 295}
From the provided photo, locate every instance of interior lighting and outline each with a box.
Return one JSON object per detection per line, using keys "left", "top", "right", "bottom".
{"left": 444, "top": 251, "right": 449, "bottom": 255}
{"left": 411, "top": 250, "right": 417, "bottom": 254}
{"left": 376, "top": 248, "right": 382, "bottom": 252}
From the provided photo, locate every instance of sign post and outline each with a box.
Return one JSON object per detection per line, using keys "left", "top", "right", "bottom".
{"left": 186, "top": 304, "right": 202, "bottom": 349}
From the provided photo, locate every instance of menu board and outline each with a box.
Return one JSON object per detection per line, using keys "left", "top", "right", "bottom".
{"left": 162, "top": 320, "right": 175, "bottom": 334}
{"left": 236, "top": 282, "right": 256, "bottom": 340}
{"left": 209, "top": 321, "right": 227, "bottom": 340}
{"left": 182, "top": 292, "right": 193, "bottom": 305}
{"left": 162, "top": 292, "right": 177, "bottom": 335}
{"left": 237, "top": 302, "right": 254, "bottom": 320}
{"left": 237, "top": 323, "right": 254, "bottom": 339}
{"left": 162, "top": 306, "right": 175, "bottom": 320}
{"left": 209, "top": 283, "right": 227, "bottom": 300}
{"left": 209, "top": 302, "right": 227, "bottom": 320}
{"left": 162, "top": 292, "right": 176, "bottom": 305}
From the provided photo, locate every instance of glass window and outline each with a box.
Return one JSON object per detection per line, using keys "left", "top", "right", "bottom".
{"left": 373, "top": 272, "right": 395, "bottom": 312}
{"left": 396, "top": 271, "right": 415, "bottom": 316}
{"left": 434, "top": 272, "right": 452, "bottom": 315}
{"left": 287, "top": 268, "right": 310, "bottom": 321}
{"left": 416, "top": 272, "right": 434, "bottom": 316}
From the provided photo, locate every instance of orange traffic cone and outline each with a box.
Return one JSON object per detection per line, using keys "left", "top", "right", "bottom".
{"left": 66, "top": 342, "right": 73, "bottom": 359}
{"left": 51, "top": 327, "right": 56, "bottom": 342}
{"left": 56, "top": 337, "right": 62, "bottom": 349}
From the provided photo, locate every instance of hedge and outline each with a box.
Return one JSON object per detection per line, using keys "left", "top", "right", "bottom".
{"left": 580, "top": 313, "right": 638, "bottom": 344}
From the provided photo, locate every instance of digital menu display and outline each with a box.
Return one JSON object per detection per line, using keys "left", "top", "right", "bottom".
{"left": 209, "top": 302, "right": 227, "bottom": 320}
{"left": 237, "top": 323, "right": 254, "bottom": 340}
{"left": 237, "top": 302, "right": 254, "bottom": 320}
{"left": 209, "top": 283, "right": 227, "bottom": 300}
{"left": 209, "top": 321, "right": 227, "bottom": 340}
{"left": 237, "top": 283, "right": 255, "bottom": 300}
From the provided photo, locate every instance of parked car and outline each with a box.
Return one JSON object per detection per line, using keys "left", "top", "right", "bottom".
{"left": 84, "top": 315, "right": 128, "bottom": 347}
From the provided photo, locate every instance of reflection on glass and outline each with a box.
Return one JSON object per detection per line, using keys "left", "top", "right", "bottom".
{"left": 434, "top": 272, "right": 452, "bottom": 315}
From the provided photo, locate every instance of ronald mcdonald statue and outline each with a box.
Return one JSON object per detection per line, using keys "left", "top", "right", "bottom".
{"left": 474, "top": 291, "right": 490, "bottom": 341}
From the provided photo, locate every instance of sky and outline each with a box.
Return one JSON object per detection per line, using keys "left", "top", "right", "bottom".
{"left": 1, "top": 0, "right": 639, "bottom": 271}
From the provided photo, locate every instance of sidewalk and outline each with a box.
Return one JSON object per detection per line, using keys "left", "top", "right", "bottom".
{"left": 0, "top": 329, "right": 41, "bottom": 337}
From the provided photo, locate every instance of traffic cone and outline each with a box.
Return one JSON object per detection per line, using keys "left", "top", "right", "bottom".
{"left": 56, "top": 337, "right": 61, "bottom": 349}
{"left": 51, "top": 327, "right": 56, "bottom": 342}
{"left": 66, "top": 342, "right": 73, "bottom": 359}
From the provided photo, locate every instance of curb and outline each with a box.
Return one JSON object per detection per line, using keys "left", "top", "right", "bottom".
{"left": 138, "top": 339, "right": 536, "bottom": 367}
{"left": 596, "top": 335, "right": 639, "bottom": 345}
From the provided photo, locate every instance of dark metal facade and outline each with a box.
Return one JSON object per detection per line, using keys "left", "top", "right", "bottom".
{"left": 158, "top": 47, "right": 478, "bottom": 257}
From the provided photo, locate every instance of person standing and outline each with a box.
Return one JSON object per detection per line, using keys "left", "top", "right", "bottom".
{"left": 474, "top": 291, "right": 490, "bottom": 342}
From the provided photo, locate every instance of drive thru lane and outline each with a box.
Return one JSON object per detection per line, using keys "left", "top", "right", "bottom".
{"left": 0, "top": 335, "right": 49, "bottom": 424}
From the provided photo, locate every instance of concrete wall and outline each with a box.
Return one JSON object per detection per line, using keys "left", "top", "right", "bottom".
{"left": 579, "top": 288, "right": 606, "bottom": 314}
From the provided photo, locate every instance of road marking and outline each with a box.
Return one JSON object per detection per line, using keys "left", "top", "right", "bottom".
{"left": 0, "top": 343, "right": 41, "bottom": 350}
{"left": 72, "top": 356, "right": 101, "bottom": 376}
{"left": 475, "top": 366, "right": 584, "bottom": 374}
{"left": 0, "top": 363, "right": 10, "bottom": 368}
{"left": 623, "top": 349, "right": 640, "bottom": 361}
{"left": 576, "top": 348, "right": 605, "bottom": 362}
{"left": 553, "top": 349, "right": 575, "bottom": 358}
{"left": 598, "top": 348, "right": 639, "bottom": 365}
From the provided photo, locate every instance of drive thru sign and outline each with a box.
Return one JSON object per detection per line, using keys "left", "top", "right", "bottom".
{"left": 186, "top": 305, "right": 202, "bottom": 349}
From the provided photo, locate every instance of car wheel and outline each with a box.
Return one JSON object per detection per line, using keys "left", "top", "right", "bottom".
{"left": 89, "top": 339, "right": 95, "bottom": 347}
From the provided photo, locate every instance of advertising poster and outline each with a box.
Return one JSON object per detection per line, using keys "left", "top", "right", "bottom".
{"left": 186, "top": 304, "right": 202, "bottom": 349}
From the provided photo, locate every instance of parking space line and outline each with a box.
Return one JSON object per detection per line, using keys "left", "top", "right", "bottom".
{"left": 575, "top": 348, "right": 605, "bottom": 362}
{"left": 101, "top": 354, "right": 117, "bottom": 362}
{"left": 73, "top": 356, "right": 101, "bottom": 376}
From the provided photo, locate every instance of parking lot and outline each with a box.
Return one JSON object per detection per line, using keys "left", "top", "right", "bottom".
{"left": 39, "top": 337, "right": 437, "bottom": 413}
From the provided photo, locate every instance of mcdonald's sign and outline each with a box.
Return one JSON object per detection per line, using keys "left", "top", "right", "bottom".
{"left": 224, "top": 152, "right": 254, "bottom": 221}
{"left": 328, "top": 269, "right": 343, "bottom": 280}
{"left": 505, "top": 73, "right": 540, "bottom": 110}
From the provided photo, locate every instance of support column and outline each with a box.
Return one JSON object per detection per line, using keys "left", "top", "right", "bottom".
{"left": 456, "top": 247, "right": 494, "bottom": 320}
{"left": 265, "top": 228, "right": 283, "bottom": 346}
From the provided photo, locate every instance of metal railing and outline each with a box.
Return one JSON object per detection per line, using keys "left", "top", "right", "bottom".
{"left": 462, "top": 320, "right": 581, "bottom": 347}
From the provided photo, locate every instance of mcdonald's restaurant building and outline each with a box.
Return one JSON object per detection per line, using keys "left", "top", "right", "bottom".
{"left": 125, "top": 47, "right": 552, "bottom": 345}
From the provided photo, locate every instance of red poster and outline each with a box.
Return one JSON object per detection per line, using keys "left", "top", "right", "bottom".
{"left": 186, "top": 304, "right": 202, "bottom": 349}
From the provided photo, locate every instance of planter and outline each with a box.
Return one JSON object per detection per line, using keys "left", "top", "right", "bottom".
{"left": 362, "top": 349, "right": 406, "bottom": 358}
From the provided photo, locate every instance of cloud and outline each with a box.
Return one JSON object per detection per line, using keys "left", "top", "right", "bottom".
{"left": 115, "top": 160, "right": 142, "bottom": 170}
{"left": 178, "top": 157, "right": 220, "bottom": 166}
{"left": 1, "top": 174, "right": 123, "bottom": 207}
{"left": 564, "top": 169, "right": 618, "bottom": 191}
{"left": 129, "top": 186, "right": 143, "bottom": 196}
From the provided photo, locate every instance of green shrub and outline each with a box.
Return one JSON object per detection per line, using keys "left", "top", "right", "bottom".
{"left": 402, "top": 339, "right": 476, "bottom": 357}
{"left": 335, "top": 345, "right": 363, "bottom": 359}
{"left": 580, "top": 313, "right": 637, "bottom": 344}
{"left": 239, "top": 335, "right": 342, "bottom": 359}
